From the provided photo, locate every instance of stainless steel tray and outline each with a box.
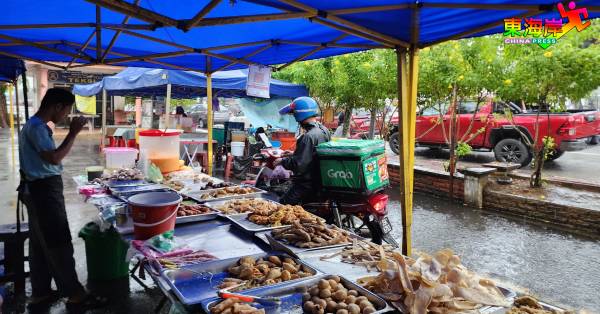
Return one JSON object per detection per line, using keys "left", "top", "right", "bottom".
{"left": 175, "top": 199, "right": 220, "bottom": 224}
{"left": 484, "top": 299, "right": 563, "bottom": 314}
{"left": 202, "top": 274, "right": 391, "bottom": 314}
{"left": 203, "top": 196, "right": 274, "bottom": 216}
{"left": 295, "top": 246, "right": 380, "bottom": 283}
{"left": 226, "top": 213, "right": 291, "bottom": 233}
{"left": 183, "top": 186, "right": 266, "bottom": 203}
{"left": 264, "top": 225, "right": 361, "bottom": 258}
{"left": 161, "top": 252, "right": 320, "bottom": 306}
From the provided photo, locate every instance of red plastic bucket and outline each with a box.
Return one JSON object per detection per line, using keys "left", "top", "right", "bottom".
{"left": 280, "top": 137, "right": 296, "bottom": 151}
{"left": 127, "top": 192, "right": 182, "bottom": 240}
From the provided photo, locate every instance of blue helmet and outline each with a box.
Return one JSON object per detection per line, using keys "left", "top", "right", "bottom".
{"left": 279, "top": 97, "right": 319, "bottom": 123}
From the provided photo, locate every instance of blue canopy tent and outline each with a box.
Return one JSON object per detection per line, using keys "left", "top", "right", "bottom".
{"left": 2, "top": 0, "right": 597, "bottom": 254}
{"left": 72, "top": 67, "right": 307, "bottom": 98}
{"left": 72, "top": 66, "right": 307, "bottom": 134}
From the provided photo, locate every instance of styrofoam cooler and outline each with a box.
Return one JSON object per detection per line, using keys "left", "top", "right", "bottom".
{"left": 104, "top": 147, "right": 139, "bottom": 169}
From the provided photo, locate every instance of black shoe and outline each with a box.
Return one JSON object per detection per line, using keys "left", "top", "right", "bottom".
{"left": 65, "top": 294, "right": 109, "bottom": 313}
{"left": 27, "top": 290, "right": 61, "bottom": 312}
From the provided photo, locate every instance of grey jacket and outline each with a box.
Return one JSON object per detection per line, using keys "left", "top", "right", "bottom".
{"left": 281, "top": 122, "right": 331, "bottom": 184}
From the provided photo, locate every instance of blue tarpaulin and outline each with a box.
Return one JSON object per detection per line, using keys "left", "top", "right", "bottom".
{"left": 1, "top": 1, "right": 595, "bottom": 73}
{"left": 72, "top": 67, "right": 308, "bottom": 98}
{"left": 238, "top": 98, "right": 299, "bottom": 132}
{"left": 0, "top": 56, "right": 25, "bottom": 82}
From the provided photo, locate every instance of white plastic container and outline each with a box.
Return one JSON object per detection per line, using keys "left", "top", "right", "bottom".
{"left": 230, "top": 141, "right": 245, "bottom": 157}
{"left": 138, "top": 129, "right": 182, "bottom": 173}
{"left": 104, "top": 147, "right": 139, "bottom": 169}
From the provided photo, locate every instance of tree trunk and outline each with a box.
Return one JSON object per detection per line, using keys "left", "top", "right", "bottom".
{"left": 368, "top": 108, "right": 377, "bottom": 139}
{"left": 341, "top": 107, "right": 352, "bottom": 137}
{"left": 448, "top": 84, "right": 458, "bottom": 200}
{"left": 0, "top": 88, "right": 8, "bottom": 129}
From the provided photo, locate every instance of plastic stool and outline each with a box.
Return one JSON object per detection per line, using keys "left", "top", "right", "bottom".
{"left": 0, "top": 223, "right": 29, "bottom": 296}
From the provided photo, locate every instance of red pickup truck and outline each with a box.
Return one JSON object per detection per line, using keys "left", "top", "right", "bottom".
{"left": 388, "top": 101, "right": 600, "bottom": 166}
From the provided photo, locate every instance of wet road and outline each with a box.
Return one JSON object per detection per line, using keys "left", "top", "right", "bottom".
{"left": 1, "top": 129, "right": 599, "bottom": 312}
{"left": 389, "top": 145, "right": 600, "bottom": 185}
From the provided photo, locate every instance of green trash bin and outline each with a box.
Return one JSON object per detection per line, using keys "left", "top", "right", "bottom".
{"left": 79, "top": 222, "right": 130, "bottom": 281}
{"left": 317, "top": 139, "right": 390, "bottom": 195}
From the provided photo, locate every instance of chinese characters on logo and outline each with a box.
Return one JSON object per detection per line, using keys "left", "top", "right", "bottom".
{"left": 503, "top": 1, "right": 591, "bottom": 49}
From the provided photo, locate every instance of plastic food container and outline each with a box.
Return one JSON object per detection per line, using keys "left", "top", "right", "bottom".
{"left": 230, "top": 130, "right": 246, "bottom": 142}
{"left": 103, "top": 147, "right": 138, "bottom": 169}
{"left": 139, "top": 130, "right": 181, "bottom": 173}
{"left": 230, "top": 142, "right": 245, "bottom": 157}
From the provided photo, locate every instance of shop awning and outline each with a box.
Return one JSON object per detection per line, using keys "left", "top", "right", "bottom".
{"left": 72, "top": 67, "right": 308, "bottom": 98}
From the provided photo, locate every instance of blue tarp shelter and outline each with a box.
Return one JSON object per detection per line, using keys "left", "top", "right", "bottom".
{"left": 72, "top": 67, "right": 308, "bottom": 98}
{"left": 2, "top": 0, "right": 597, "bottom": 254}
{"left": 0, "top": 56, "right": 25, "bottom": 82}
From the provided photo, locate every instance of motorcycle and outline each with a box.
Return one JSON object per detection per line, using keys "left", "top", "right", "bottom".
{"left": 252, "top": 148, "right": 398, "bottom": 247}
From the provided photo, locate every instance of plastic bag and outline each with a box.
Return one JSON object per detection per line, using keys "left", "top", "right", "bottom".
{"left": 147, "top": 162, "right": 164, "bottom": 183}
{"left": 145, "top": 231, "right": 184, "bottom": 254}
{"left": 271, "top": 165, "right": 291, "bottom": 180}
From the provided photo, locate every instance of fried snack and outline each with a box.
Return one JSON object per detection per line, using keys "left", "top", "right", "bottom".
{"left": 248, "top": 203, "right": 319, "bottom": 226}
{"left": 507, "top": 296, "right": 572, "bottom": 314}
{"left": 209, "top": 298, "right": 265, "bottom": 314}
{"left": 271, "top": 220, "right": 351, "bottom": 248}
{"left": 165, "top": 179, "right": 185, "bottom": 191}
{"left": 101, "top": 168, "right": 144, "bottom": 181}
{"left": 200, "top": 186, "right": 255, "bottom": 200}
{"left": 177, "top": 203, "right": 213, "bottom": 217}
{"left": 302, "top": 276, "right": 378, "bottom": 314}
{"left": 218, "top": 198, "right": 279, "bottom": 215}
{"left": 217, "top": 255, "right": 313, "bottom": 291}
{"left": 320, "top": 239, "right": 396, "bottom": 272}
{"left": 357, "top": 249, "right": 511, "bottom": 314}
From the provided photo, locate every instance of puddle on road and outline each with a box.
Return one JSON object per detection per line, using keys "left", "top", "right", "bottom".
{"left": 386, "top": 191, "right": 600, "bottom": 312}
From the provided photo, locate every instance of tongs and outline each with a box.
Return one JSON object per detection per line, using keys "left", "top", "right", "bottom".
{"left": 218, "top": 284, "right": 281, "bottom": 305}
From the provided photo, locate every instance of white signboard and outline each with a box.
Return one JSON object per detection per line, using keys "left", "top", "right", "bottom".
{"left": 246, "top": 64, "right": 271, "bottom": 98}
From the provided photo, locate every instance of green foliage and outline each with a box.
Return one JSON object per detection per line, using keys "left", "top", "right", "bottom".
{"left": 543, "top": 136, "right": 557, "bottom": 160}
{"left": 455, "top": 142, "right": 472, "bottom": 158}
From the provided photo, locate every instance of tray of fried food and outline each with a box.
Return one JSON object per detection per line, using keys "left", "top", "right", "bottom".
{"left": 206, "top": 198, "right": 276, "bottom": 216}
{"left": 227, "top": 202, "right": 322, "bottom": 233}
{"left": 176, "top": 199, "right": 220, "bottom": 224}
{"left": 185, "top": 186, "right": 265, "bottom": 202}
{"left": 208, "top": 298, "right": 265, "bottom": 314}
{"left": 161, "top": 252, "right": 318, "bottom": 306}
{"left": 357, "top": 249, "right": 515, "bottom": 314}
{"left": 498, "top": 296, "right": 567, "bottom": 314}
{"left": 267, "top": 220, "right": 354, "bottom": 256}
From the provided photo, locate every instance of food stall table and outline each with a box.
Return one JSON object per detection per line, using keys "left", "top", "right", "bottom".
{"left": 180, "top": 139, "right": 217, "bottom": 170}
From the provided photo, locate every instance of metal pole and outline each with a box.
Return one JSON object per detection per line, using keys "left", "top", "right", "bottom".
{"left": 21, "top": 71, "right": 29, "bottom": 121}
{"left": 8, "top": 85, "right": 16, "bottom": 170}
{"left": 14, "top": 81, "right": 20, "bottom": 130}
{"left": 396, "top": 49, "right": 410, "bottom": 256}
{"left": 206, "top": 72, "right": 214, "bottom": 176}
{"left": 165, "top": 83, "right": 172, "bottom": 128}
{"left": 101, "top": 89, "right": 107, "bottom": 148}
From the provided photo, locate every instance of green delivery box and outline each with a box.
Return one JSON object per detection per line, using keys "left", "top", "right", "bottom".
{"left": 317, "top": 139, "right": 389, "bottom": 194}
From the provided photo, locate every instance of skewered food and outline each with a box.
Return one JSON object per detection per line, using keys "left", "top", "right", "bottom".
{"left": 157, "top": 250, "right": 217, "bottom": 269}
{"left": 507, "top": 296, "right": 572, "bottom": 314}
{"left": 209, "top": 298, "right": 265, "bottom": 314}
{"left": 320, "top": 239, "right": 396, "bottom": 272}
{"left": 302, "top": 276, "right": 378, "bottom": 314}
{"left": 217, "top": 198, "right": 277, "bottom": 215}
{"left": 200, "top": 186, "right": 256, "bottom": 200}
{"left": 177, "top": 202, "right": 213, "bottom": 217}
{"left": 218, "top": 255, "right": 313, "bottom": 291}
{"left": 357, "top": 249, "right": 511, "bottom": 314}
{"left": 271, "top": 220, "right": 350, "bottom": 248}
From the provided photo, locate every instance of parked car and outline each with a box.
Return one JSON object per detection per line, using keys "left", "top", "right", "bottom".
{"left": 187, "top": 103, "right": 232, "bottom": 128}
{"left": 387, "top": 101, "right": 600, "bottom": 166}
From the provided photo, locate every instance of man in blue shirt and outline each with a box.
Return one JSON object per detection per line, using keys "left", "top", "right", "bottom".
{"left": 18, "top": 88, "right": 106, "bottom": 312}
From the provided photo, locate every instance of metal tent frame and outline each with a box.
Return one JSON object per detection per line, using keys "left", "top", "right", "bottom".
{"left": 2, "top": 0, "right": 597, "bottom": 255}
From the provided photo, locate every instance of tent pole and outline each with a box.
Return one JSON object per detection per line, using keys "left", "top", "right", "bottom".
{"left": 14, "top": 81, "right": 20, "bottom": 131}
{"left": 101, "top": 89, "right": 107, "bottom": 148}
{"left": 8, "top": 84, "right": 16, "bottom": 171}
{"left": 22, "top": 71, "right": 29, "bottom": 121}
{"left": 165, "top": 83, "right": 172, "bottom": 129}
{"left": 206, "top": 58, "right": 214, "bottom": 176}
{"left": 396, "top": 49, "right": 409, "bottom": 256}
